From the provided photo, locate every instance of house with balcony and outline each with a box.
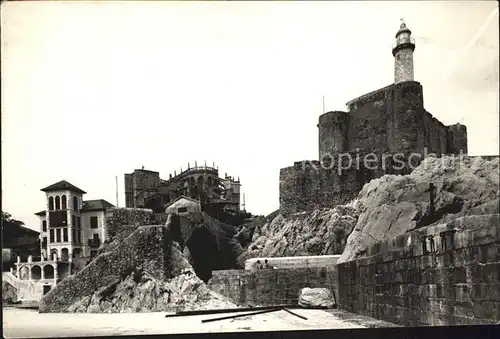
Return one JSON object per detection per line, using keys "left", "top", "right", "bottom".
{"left": 34, "top": 180, "right": 115, "bottom": 261}
{"left": 3, "top": 180, "right": 116, "bottom": 303}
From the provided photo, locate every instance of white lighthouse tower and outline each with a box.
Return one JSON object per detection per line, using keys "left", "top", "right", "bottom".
{"left": 392, "top": 19, "right": 416, "bottom": 84}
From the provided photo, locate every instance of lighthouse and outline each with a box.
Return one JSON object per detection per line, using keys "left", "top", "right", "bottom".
{"left": 392, "top": 19, "right": 416, "bottom": 84}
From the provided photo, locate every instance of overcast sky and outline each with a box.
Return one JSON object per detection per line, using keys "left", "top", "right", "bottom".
{"left": 2, "top": 1, "right": 499, "bottom": 231}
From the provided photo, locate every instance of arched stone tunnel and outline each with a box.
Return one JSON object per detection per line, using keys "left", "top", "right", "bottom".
{"left": 167, "top": 212, "right": 239, "bottom": 283}
{"left": 186, "top": 226, "right": 219, "bottom": 283}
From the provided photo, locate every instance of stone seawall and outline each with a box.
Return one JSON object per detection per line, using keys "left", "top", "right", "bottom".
{"left": 208, "top": 267, "right": 332, "bottom": 307}
{"left": 336, "top": 213, "right": 500, "bottom": 326}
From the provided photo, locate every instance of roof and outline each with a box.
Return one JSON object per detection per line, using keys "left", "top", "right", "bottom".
{"left": 81, "top": 199, "right": 115, "bottom": 212}
{"left": 345, "top": 83, "right": 394, "bottom": 107}
{"left": 41, "top": 180, "right": 87, "bottom": 194}
{"left": 165, "top": 195, "right": 200, "bottom": 209}
{"left": 1, "top": 221, "right": 39, "bottom": 236}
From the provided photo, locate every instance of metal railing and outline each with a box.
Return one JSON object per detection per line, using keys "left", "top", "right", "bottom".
{"left": 392, "top": 37, "right": 415, "bottom": 49}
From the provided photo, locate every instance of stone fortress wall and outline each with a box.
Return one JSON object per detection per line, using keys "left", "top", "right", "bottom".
{"left": 280, "top": 81, "right": 468, "bottom": 215}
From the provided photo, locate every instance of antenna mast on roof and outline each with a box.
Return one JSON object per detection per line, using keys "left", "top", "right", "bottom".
{"left": 322, "top": 96, "right": 325, "bottom": 114}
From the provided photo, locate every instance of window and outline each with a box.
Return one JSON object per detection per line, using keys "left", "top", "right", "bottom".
{"left": 77, "top": 217, "right": 81, "bottom": 227}
{"left": 72, "top": 215, "right": 76, "bottom": 227}
{"left": 93, "top": 233, "right": 100, "bottom": 241}
{"left": 42, "top": 220, "right": 47, "bottom": 232}
{"left": 90, "top": 216, "right": 98, "bottom": 229}
{"left": 55, "top": 196, "right": 60, "bottom": 210}
{"left": 178, "top": 207, "right": 188, "bottom": 213}
{"left": 56, "top": 229, "right": 61, "bottom": 242}
{"left": 61, "top": 195, "right": 67, "bottom": 209}
{"left": 42, "top": 237, "right": 47, "bottom": 248}
{"left": 49, "top": 229, "right": 54, "bottom": 243}
{"left": 49, "top": 197, "right": 54, "bottom": 211}
{"left": 72, "top": 228, "right": 76, "bottom": 243}
{"left": 49, "top": 210, "right": 67, "bottom": 226}
{"left": 63, "top": 228, "right": 68, "bottom": 242}
{"left": 73, "top": 196, "right": 78, "bottom": 211}
{"left": 78, "top": 231, "right": 81, "bottom": 244}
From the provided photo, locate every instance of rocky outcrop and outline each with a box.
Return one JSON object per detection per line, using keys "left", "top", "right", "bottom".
{"left": 298, "top": 287, "right": 335, "bottom": 308}
{"left": 338, "top": 156, "right": 499, "bottom": 263}
{"left": 239, "top": 155, "right": 499, "bottom": 266}
{"left": 65, "top": 260, "right": 238, "bottom": 313}
{"left": 237, "top": 205, "right": 358, "bottom": 265}
{"left": 39, "top": 224, "right": 174, "bottom": 313}
{"left": 39, "top": 213, "right": 239, "bottom": 313}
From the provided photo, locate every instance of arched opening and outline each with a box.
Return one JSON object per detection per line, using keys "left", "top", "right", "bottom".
{"left": 55, "top": 196, "right": 61, "bottom": 210}
{"left": 61, "top": 248, "right": 69, "bottom": 261}
{"left": 43, "top": 265, "right": 54, "bottom": 279}
{"left": 73, "top": 196, "right": 78, "bottom": 211}
{"left": 61, "top": 195, "right": 67, "bottom": 209}
{"left": 19, "top": 266, "right": 29, "bottom": 280}
{"left": 186, "top": 226, "right": 218, "bottom": 283}
{"left": 49, "top": 197, "right": 54, "bottom": 211}
{"left": 73, "top": 248, "right": 82, "bottom": 259}
{"left": 50, "top": 249, "right": 58, "bottom": 260}
{"left": 31, "top": 265, "right": 42, "bottom": 280}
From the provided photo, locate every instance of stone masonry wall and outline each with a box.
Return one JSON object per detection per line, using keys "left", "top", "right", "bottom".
{"left": 279, "top": 151, "right": 415, "bottom": 216}
{"left": 282, "top": 81, "right": 468, "bottom": 215}
{"left": 336, "top": 213, "right": 500, "bottom": 326}
{"left": 208, "top": 267, "right": 330, "bottom": 307}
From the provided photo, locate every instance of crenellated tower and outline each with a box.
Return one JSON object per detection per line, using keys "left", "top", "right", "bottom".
{"left": 392, "top": 19, "right": 416, "bottom": 84}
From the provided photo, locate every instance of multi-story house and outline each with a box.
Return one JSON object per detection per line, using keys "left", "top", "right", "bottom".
{"left": 34, "top": 180, "right": 115, "bottom": 260}
{"left": 4, "top": 180, "right": 115, "bottom": 303}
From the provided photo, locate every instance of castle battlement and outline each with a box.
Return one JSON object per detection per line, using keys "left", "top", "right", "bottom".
{"left": 279, "top": 22, "right": 468, "bottom": 216}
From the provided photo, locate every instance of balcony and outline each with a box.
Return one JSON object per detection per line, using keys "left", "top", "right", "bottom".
{"left": 88, "top": 239, "right": 101, "bottom": 247}
{"left": 392, "top": 37, "right": 416, "bottom": 56}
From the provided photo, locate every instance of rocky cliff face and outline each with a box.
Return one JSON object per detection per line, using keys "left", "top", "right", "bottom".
{"left": 237, "top": 204, "right": 358, "bottom": 265}
{"left": 40, "top": 215, "right": 239, "bottom": 313}
{"left": 339, "top": 155, "right": 499, "bottom": 263}
{"left": 238, "top": 156, "right": 499, "bottom": 265}
{"left": 65, "top": 244, "right": 238, "bottom": 313}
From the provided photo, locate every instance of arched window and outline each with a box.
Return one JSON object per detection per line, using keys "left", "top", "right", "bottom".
{"left": 43, "top": 265, "right": 54, "bottom": 279}
{"left": 55, "top": 196, "right": 61, "bottom": 210}
{"left": 31, "top": 265, "right": 42, "bottom": 280}
{"left": 61, "top": 248, "right": 69, "bottom": 261}
{"left": 48, "top": 197, "right": 54, "bottom": 211}
{"left": 19, "top": 266, "right": 29, "bottom": 280}
{"left": 73, "top": 196, "right": 78, "bottom": 211}
{"left": 61, "top": 195, "right": 67, "bottom": 209}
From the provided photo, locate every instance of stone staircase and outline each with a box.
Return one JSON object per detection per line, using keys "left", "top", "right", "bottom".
{"left": 2, "top": 271, "right": 20, "bottom": 303}
{"left": 3, "top": 271, "right": 20, "bottom": 290}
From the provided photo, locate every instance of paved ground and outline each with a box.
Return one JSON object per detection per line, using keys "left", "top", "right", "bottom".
{"left": 2, "top": 307, "right": 396, "bottom": 338}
